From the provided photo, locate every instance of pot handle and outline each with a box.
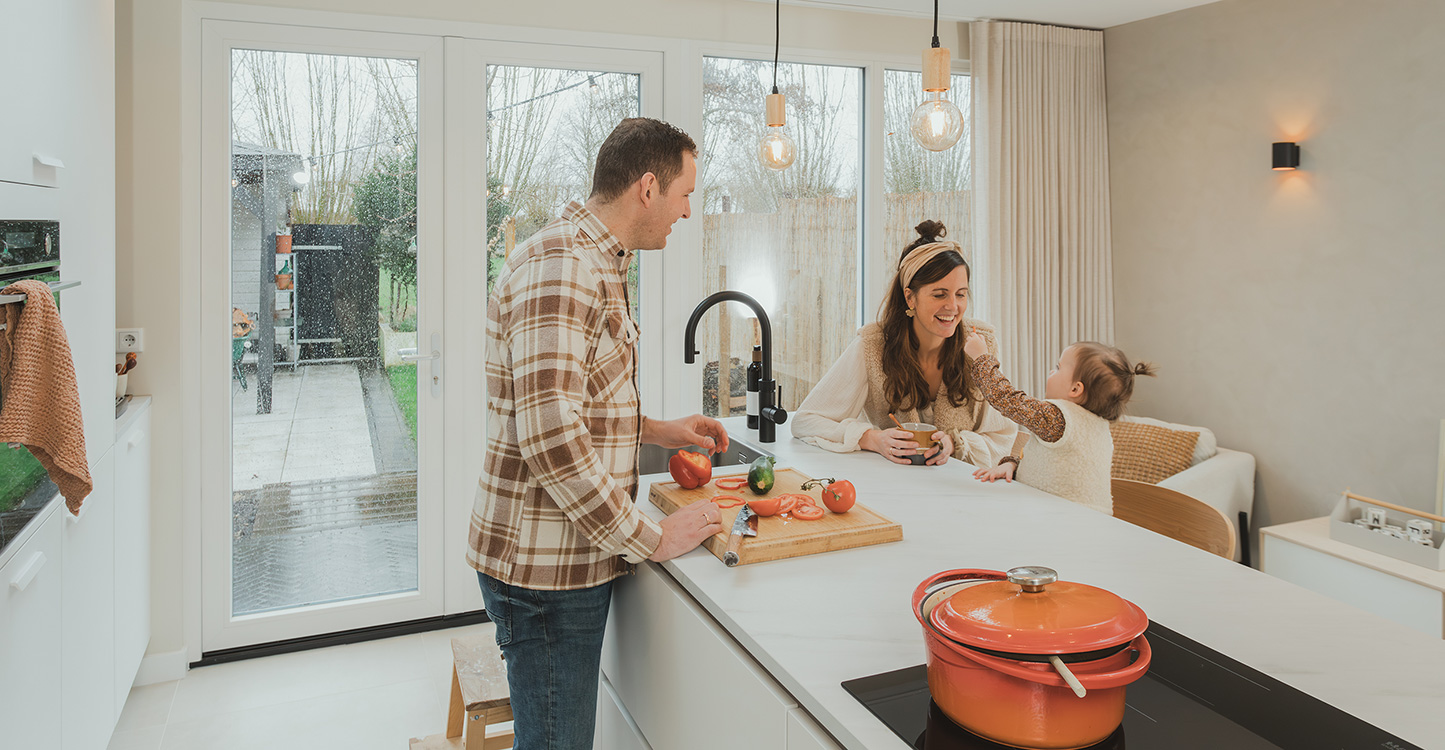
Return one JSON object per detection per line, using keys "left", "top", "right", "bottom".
{"left": 938, "top": 632, "right": 1153, "bottom": 691}
{"left": 911, "top": 569, "right": 1007, "bottom": 623}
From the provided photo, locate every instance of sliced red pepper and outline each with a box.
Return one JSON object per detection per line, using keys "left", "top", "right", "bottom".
{"left": 712, "top": 495, "right": 745, "bottom": 509}
{"left": 714, "top": 477, "right": 748, "bottom": 491}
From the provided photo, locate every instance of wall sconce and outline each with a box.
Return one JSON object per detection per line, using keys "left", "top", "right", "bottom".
{"left": 1272, "top": 142, "right": 1300, "bottom": 171}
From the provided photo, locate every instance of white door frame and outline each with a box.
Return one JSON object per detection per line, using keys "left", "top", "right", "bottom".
{"left": 199, "top": 19, "right": 448, "bottom": 652}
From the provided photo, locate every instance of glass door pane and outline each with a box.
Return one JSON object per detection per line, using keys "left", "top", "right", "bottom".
{"left": 699, "top": 57, "right": 863, "bottom": 417}
{"left": 485, "top": 66, "right": 642, "bottom": 317}
{"left": 228, "top": 48, "right": 421, "bottom": 616}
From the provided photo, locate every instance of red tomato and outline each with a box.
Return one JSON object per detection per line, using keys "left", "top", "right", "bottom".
{"left": 668, "top": 450, "right": 713, "bottom": 489}
{"left": 803, "top": 477, "right": 856, "bottom": 513}
{"left": 821, "top": 480, "right": 856, "bottom": 513}
{"left": 748, "top": 497, "right": 782, "bottom": 517}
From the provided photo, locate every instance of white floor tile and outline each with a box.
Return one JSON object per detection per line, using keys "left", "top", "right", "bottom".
{"left": 106, "top": 726, "right": 166, "bottom": 750}
{"left": 114, "top": 680, "right": 178, "bottom": 732}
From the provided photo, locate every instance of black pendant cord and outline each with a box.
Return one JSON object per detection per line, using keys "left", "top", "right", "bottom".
{"left": 772, "top": 0, "right": 781, "bottom": 94}
{"left": 931, "top": 0, "right": 941, "bottom": 47}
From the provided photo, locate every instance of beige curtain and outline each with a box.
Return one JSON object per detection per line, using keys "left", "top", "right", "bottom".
{"left": 970, "top": 21, "right": 1113, "bottom": 398}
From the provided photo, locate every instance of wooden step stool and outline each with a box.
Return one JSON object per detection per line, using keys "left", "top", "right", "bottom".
{"left": 409, "top": 632, "right": 514, "bottom": 750}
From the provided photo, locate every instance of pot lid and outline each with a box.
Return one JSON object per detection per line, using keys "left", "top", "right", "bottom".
{"left": 928, "top": 566, "right": 1148, "bottom": 655}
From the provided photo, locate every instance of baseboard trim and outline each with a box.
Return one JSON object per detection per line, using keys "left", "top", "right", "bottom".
{"left": 134, "top": 648, "right": 189, "bottom": 686}
{"left": 192, "top": 610, "right": 491, "bottom": 668}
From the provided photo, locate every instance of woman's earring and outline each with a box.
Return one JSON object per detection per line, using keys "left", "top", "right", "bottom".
{"left": 905, "top": 308, "right": 915, "bottom": 318}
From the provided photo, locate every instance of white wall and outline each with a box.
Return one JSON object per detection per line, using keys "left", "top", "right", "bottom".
{"left": 1106, "top": 0, "right": 1445, "bottom": 534}
{"left": 119, "top": 0, "right": 964, "bottom": 662}
{"left": 0, "top": 0, "right": 116, "bottom": 505}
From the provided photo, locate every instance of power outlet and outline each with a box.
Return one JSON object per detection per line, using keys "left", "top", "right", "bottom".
{"left": 116, "top": 328, "right": 144, "bottom": 353}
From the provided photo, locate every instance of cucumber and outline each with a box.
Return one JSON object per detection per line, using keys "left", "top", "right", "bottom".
{"left": 747, "top": 456, "right": 776, "bottom": 496}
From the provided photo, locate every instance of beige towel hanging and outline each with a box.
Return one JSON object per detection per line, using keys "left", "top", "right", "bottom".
{"left": 0, "top": 279, "right": 91, "bottom": 514}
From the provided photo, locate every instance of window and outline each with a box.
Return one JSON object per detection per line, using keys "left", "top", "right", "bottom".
{"left": 485, "top": 66, "right": 642, "bottom": 318}
{"left": 700, "top": 56, "right": 862, "bottom": 416}
{"left": 880, "top": 70, "right": 973, "bottom": 310}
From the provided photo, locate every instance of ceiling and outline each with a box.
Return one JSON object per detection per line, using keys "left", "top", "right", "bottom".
{"left": 762, "top": 0, "right": 1223, "bottom": 30}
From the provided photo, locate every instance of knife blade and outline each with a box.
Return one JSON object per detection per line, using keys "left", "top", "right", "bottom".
{"left": 723, "top": 505, "right": 757, "bottom": 567}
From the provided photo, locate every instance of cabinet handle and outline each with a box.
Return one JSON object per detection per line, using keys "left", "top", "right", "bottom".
{"left": 65, "top": 504, "right": 86, "bottom": 524}
{"left": 127, "top": 431, "right": 145, "bottom": 450}
{"left": 33, "top": 153, "right": 65, "bottom": 169}
{"left": 9, "top": 551, "right": 47, "bottom": 592}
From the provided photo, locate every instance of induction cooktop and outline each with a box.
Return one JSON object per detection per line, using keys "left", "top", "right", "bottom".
{"left": 841, "top": 621, "right": 1421, "bottom": 750}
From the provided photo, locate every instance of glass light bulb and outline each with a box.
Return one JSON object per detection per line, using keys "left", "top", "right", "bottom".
{"left": 758, "top": 126, "right": 796, "bottom": 171}
{"left": 292, "top": 169, "right": 310, "bottom": 185}
{"left": 910, "top": 92, "right": 964, "bottom": 152}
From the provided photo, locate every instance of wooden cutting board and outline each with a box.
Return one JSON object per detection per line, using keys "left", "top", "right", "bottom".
{"left": 648, "top": 467, "right": 903, "bottom": 566}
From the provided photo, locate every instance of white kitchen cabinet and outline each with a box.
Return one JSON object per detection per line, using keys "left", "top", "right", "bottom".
{"left": 595, "top": 673, "right": 653, "bottom": 750}
{"left": 0, "top": 502, "right": 66, "bottom": 750}
{"left": 601, "top": 563, "right": 800, "bottom": 750}
{"left": 787, "top": 707, "right": 843, "bottom": 750}
{"left": 1262, "top": 517, "right": 1445, "bottom": 638}
{"left": 113, "top": 399, "right": 152, "bottom": 705}
{"left": 62, "top": 448, "right": 116, "bottom": 750}
{"left": 0, "top": 0, "right": 66, "bottom": 187}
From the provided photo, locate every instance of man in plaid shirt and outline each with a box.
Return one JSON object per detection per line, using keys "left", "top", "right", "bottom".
{"left": 469, "top": 118, "right": 726, "bottom": 749}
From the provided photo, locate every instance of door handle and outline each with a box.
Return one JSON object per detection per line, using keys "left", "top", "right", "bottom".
{"left": 396, "top": 348, "right": 439, "bottom": 362}
{"left": 398, "top": 333, "right": 442, "bottom": 398}
{"left": 9, "top": 551, "right": 47, "bottom": 591}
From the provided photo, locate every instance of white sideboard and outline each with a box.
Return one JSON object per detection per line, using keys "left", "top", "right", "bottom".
{"left": 1262, "top": 516, "right": 1445, "bottom": 639}
{"left": 0, "top": 396, "right": 152, "bottom": 750}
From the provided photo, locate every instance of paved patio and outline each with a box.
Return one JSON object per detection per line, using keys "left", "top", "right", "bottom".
{"left": 229, "top": 363, "right": 420, "bottom": 615}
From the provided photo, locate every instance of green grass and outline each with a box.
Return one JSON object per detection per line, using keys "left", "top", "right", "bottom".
{"left": 386, "top": 363, "right": 418, "bottom": 444}
{"left": 0, "top": 446, "right": 49, "bottom": 514}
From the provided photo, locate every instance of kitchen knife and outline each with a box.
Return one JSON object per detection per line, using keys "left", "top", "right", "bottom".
{"left": 723, "top": 505, "right": 758, "bottom": 567}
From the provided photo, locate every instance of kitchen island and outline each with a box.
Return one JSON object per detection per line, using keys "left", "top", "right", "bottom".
{"left": 597, "top": 419, "right": 1445, "bottom": 749}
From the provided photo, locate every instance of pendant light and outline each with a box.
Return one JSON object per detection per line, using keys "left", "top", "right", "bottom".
{"left": 758, "top": 0, "right": 796, "bottom": 171}
{"left": 910, "top": 0, "right": 964, "bottom": 152}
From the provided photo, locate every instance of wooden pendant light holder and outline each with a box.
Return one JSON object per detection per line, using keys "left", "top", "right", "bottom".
{"left": 765, "top": 92, "right": 787, "bottom": 127}
{"left": 922, "top": 47, "right": 951, "bottom": 92}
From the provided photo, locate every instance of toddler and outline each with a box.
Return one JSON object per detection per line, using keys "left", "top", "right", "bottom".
{"left": 962, "top": 330, "right": 1155, "bottom": 514}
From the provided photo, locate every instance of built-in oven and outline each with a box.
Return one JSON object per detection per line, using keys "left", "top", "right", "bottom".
{"left": 0, "top": 219, "right": 62, "bottom": 554}
{"left": 0, "top": 220, "right": 60, "bottom": 284}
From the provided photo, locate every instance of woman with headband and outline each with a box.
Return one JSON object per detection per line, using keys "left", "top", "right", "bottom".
{"left": 791, "top": 220, "right": 1017, "bottom": 466}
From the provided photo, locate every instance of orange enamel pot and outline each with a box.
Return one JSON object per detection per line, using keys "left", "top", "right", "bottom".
{"left": 912, "top": 567, "right": 1152, "bottom": 750}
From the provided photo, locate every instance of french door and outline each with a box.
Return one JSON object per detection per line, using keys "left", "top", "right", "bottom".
{"left": 199, "top": 20, "right": 661, "bottom": 652}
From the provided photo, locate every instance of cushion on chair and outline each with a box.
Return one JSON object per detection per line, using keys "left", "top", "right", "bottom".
{"left": 1111, "top": 421, "right": 1200, "bottom": 484}
{"left": 1116, "top": 415, "right": 1216, "bottom": 466}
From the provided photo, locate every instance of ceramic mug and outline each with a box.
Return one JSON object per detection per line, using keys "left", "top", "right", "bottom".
{"left": 115, "top": 373, "right": 128, "bottom": 400}
{"left": 901, "top": 422, "right": 938, "bottom": 465}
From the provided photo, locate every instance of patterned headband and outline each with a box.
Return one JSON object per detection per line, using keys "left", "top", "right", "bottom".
{"left": 898, "top": 241, "right": 962, "bottom": 290}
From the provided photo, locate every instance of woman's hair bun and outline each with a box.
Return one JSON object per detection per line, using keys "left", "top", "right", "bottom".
{"left": 915, "top": 220, "right": 947, "bottom": 242}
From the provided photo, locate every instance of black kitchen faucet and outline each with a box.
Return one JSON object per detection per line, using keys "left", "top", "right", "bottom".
{"left": 683, "top": 291, "right": 787, "bottom": 443}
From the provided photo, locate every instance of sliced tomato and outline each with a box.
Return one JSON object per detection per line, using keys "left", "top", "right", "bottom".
{"left": 777, "top": 496, "right": 798, "bottom": 515}
{"left": 792, "top": 504, "right": 825, "bottom": 521}
{"left": 714, "top": 477, "right": 748, "bottom": 491}
{"left": 747, "top": 497, "right": 782, "bottom": 517}
{"left": 712, "top": 495, "right": 745, "bottom": 509}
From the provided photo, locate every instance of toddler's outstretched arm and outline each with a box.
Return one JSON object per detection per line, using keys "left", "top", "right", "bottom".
{"left": 962, "top": 328, "right": 1066, "bottom": 444}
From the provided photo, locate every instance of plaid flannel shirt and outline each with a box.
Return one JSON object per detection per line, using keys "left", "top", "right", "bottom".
{"left": 467, "top": 201, "right": 662, "bottom": 590}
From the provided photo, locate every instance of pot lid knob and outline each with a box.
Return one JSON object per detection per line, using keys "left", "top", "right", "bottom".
{"left": 1007, "top": 566, "right": 1058, "bottom": 593}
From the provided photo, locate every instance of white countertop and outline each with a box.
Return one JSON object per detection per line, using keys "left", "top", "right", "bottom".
{"left": 637, "top": 418, "right": 1445, "bottom": 749}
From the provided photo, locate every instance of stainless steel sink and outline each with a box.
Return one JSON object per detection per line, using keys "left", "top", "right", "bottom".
{"left": 637, "top": 438, "right": 771, "bottom": 476}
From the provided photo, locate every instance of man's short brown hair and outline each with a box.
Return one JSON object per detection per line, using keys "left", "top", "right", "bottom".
{"left": 589, "top": 118, "right": 698, "bottom": 203}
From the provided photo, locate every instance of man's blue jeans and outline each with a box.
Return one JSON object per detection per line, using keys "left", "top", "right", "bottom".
{"left": 477, "top": 572, "right": 613, "bottom": 750}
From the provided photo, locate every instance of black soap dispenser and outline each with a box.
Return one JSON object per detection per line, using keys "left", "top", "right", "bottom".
{"left": 746, "top": 345, "right": 762, "bottom": 429}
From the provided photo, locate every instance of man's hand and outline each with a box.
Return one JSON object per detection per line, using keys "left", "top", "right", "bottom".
{"left": 649, "top": 498, "right": 723, "bottom": 562}
{"left": 962, "top": 326, "right": 989, "bottom": 360}
{"left": 972, "top": 461, "right": 1017, "bottom": 483}
{"left": 643, "top": 414, "right": 731, "bottom": 455}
